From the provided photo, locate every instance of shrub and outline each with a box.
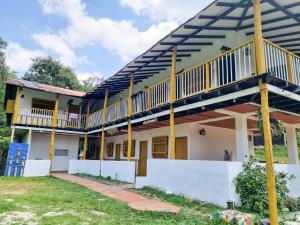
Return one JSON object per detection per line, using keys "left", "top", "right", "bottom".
{"left": 286, "top": 197, "right": 300, "bottom": 212}
{"left": 234, "top": 157, "right": 294, "bottom": 216}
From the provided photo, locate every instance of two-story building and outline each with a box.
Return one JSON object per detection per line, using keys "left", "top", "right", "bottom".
{"left": 4, "top": 0, "right": 300, "bottom": 214}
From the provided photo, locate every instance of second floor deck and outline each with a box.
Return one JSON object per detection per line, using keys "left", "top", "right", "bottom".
{"left": 14, "top": 38, "right": 300, "bottom": 131}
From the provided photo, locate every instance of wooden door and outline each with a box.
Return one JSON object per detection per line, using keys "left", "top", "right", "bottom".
{"left": 138, "top": 141, "right": 148, "bottom": 176}
{"left": 115, "top": 144, "right": 121, "bottom": 161}
{"left": 175, "top": 137, "right": 188, "bottom": 160}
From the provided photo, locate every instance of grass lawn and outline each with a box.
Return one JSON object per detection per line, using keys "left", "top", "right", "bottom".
{"left": 0, "top": 176, "right": 226, "bottom": 225}
{"left": 254, "top": 145, "right": 300, "bottom": 163}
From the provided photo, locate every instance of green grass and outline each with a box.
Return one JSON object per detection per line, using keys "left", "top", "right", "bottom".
{"left": 0, "top": 176, "right": 226, "bottom": 225}
{"left": 254, "top": 145, "right": 300, "bottom": 163}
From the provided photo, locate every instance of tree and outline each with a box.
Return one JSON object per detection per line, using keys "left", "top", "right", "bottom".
{"left": 23, "top": 56, "right": 81, "bottom": 91}
{"left": 81, "top": 75, "right": 103, "bottom": 92}
{"left": 0, "top": 37, "right": 15, "bottom": 175}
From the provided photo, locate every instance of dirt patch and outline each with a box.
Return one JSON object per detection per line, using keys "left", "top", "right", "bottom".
{"left": 0, "top": 189, "right": 29, "bottom": 195}
{"left": 91, "top": 210, "right": 107, "bottom": 216}
{"left": 43, "top": 210, "right": 79, "bottom": 217}
{"left": 0, "top": 211, "right": 38, "bottom": 225}
{"left": 4, "top": 198, "right": 14, "bottom": 203}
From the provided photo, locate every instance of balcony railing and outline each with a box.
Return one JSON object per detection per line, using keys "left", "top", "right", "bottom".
{"left": 15, "top": 39, "right": 300, "bottom": 130}
{"left": 16, "top": 107, "right": 86, "bottom": 130}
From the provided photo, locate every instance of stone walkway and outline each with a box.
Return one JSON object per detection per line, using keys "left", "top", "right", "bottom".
{"left": 52, "top": 173, "right": 180, "bottom": 213}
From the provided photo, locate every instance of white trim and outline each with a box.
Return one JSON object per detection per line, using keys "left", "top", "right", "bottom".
{"left": 268, "top": 84, "right": 300, "bottom": 102}
{"left": 174, "top": 87, "right": 260, "bottom": 113}
{"left": 12, "top": 126, "right": 85, "bottom": 135}
{"left": 198, "top": 115, "right": 233, "bottom": 124}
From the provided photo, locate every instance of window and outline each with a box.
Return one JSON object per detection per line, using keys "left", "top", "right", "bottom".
{"left": 152, "top": 136, "right": 168, "bottom": 158}
{"left": 123, "top": 140, "right": 135, "bottom": 157}
{"left": 32, "top": 98, "right": 55, "bottom": 110}
{"left": 54, "top": 149, "right": 69, "bottom": 156}
{"left": 106, "top": 143, "right": 114, "bottom": 157}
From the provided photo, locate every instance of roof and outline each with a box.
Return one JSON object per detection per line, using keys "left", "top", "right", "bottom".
{"left": 87, "top": 0, "right": 300, "bottom": 98}
{"left": 6, "top": 77, "right": 86, "bottom": 97}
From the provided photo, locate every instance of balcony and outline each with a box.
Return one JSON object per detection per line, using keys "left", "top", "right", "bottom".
{"left": 16, "top": 107, "right": 86, "bottom": 130}
{"left": 14, "top": 38, "right": 300, "bottom": 131}
{"left": 85, "top": 38, "right": 300, "bottom": 129}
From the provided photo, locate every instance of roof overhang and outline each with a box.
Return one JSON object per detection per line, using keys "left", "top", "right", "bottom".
{"left": 87, "top": 0, "right": 300, "bottom": 99}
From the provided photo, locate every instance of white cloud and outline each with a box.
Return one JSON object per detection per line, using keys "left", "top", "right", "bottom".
{"left": 36, "top": 0, "right": 179, "bottom": 62}
{"left": 120, "top": 0, "right": 213, "bottom": 22}
{"left": 76, "top": 71, "right": 103, "bottom": 82}
{"left": 5, "top": 42, "right": 46, "bottom": 72}
{"left": 32, "top": 32, "right": 77, "bottom": 66}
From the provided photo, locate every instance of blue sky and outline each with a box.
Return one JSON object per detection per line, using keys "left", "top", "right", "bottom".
{"left": 1, "top": 0, "right": 212, "bottom": 81}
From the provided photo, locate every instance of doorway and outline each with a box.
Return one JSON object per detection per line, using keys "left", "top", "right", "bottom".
{"left": 115, "top": 144, "right": 121, "bottom": 161}
{"left": 175, "top": 137, "right": 188, "bottom": 160}
{"left": 138, "top": 141, "right": 148, "bottom": 176}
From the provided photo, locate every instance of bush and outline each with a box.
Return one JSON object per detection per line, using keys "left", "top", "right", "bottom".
{"left": 234, "top": 157, "right": 294, "bottom": 216}
{"left": 286, "top": 197, "right": 300, "bottom": 212}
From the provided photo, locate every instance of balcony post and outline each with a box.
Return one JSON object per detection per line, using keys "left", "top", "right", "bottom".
{"left": 100, "top": 90, "right": 108, "bottom": 160}
{"left": 260, "top": 82, "right": 279, "bottom": 225}
{"left": 205, "top": 62, "right": 210, "bottom": 91}
{"left": 253, "top": 0, "right": 266, "bottom": 75}
{"left": 49, "top": 94, "right": 59, "bottom": 171}
{"left": 127, "top": 74, "right": 134, "bottom": 161}
{"left": 170, "top": 46, "right": 177, "bottom": 160}
{"left": 82, "top": 100, "right": 90, "bottom": 160}
{"left": 12, "top": 87, "right": 23, "bottom": 125}
{"left": 287, "top": 52, "right": 294, "bottom": 83}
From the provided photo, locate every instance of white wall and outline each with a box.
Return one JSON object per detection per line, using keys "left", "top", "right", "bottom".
{"left": 29, "top": 132, "right": 80, "bottom": 171}
{"left": 137, "top": 160, "right": 300, "bottom": 207}
{"left": 23, "top": 160, "right": 50, "bottom": 177}
{"left": 101, "top": 161, "right": 136, "bottom": 183}
{"left": 105, "top": 122, "right": 238, "bottom": 161}
{"left": 140, "top": 160, "right": 240, "bottom": 207}
{"left": 69, "top": 160, "right": 100, "bottom": 176}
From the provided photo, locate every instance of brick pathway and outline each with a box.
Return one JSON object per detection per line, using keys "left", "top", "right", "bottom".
{"left": 52, "top": 173, "right": 180, "bottom": 213}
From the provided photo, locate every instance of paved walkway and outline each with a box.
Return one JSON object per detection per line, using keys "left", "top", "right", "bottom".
{"left": 52, "top": 173, "right": 180, "bottom": 213}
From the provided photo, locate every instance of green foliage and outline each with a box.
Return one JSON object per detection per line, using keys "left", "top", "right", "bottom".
{"left": 235, "top": 157, "right": 294, "bottom": 216}
{"left": 286, "top": 197, "right": 300, "bottom": 212}
{"left": 0, "top": 37, "right": 14, "bottom": 175}
{"left": 254, "top": 145, "right": 292, "bottom": 163}
{"left": 256, "top": 112, "right": 284, "bottom": 137}
{"left": 23, "top": 56, "right": 82, "bottom": 91}
{"left": 81, "top": 75, "right": 103, "bottom": 92}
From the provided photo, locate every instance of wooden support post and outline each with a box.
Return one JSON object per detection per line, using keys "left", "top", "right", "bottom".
{"left": 127, "top": 74, "right": 134, "bottom": 161}
{"left": 260, "top": 82, "right": 279, "bottom": 225}
{"left": 147, "top": 89, "right": 151, "bottom": 110}
{"left": 287, "top": 52, "right": 294, "bottom": 83}
{"left": 100, "top": 90, "right": 108, "bottom": 160}
{"left": 82, "top": 100, "right": 90, "bottom": 160}
{"left": 49, "top": 95, "right": 59, "bottom": 171}
{"left": 253, "top": 0, "right": 266, "bottom": 75}
{"left": 13, "top": 87, "right": 22, "bottom": 124}
{"left": 205, "top": 62, "right": 210, "bottom": 91}
{"left": 170, "top": 47, "right": 177, "bottom": 160}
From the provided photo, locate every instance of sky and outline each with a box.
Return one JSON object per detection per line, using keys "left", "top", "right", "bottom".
{"left": 0, "top": 0, "right": 213, "bottom": 82}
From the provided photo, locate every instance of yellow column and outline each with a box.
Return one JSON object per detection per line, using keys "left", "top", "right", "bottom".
{"left": 170, "top": 47, "right": 177, "bottom": 160}
{"left": 287, "top": 52, "right": 294, "bottom": 83}
{"left": 205, "top": 62, "right": 210, "bottom": 91}
{"left": 100, "top": 90, "right": 108, "bottom": 160}
{"left": 49, "top": 95, "right": 59, "bottom": 170}
{"left": 260, "top": 82, "right": 279, "bottom": 225}
{"left": 253, "top": 0, "right": 266, "bottom": 75}
{"left": 13, "top": 87, "right": 22, "bottom": 124}
{"left": 127, "top": 74, "right": 134, "bottom": 161}
{"left": 82, "top": 100, "right": 90, "bottom": 160}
